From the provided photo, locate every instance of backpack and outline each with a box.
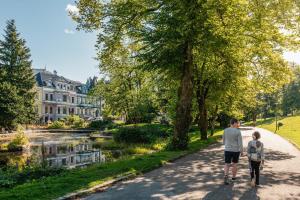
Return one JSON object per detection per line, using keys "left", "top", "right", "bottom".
{"left": 249, "top": 141, "right": 262, "bottom": 161}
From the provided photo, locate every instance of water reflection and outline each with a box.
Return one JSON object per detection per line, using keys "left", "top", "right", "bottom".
{"left": 32, "top": 140, "right": 105, "bottom": 168}
{"left": 0, "top": 138, "right": 105, "bottom": 169}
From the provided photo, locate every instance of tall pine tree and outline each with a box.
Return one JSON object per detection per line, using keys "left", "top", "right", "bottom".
{"left": 0, "top": 20, "right": 36, "bottom": 129}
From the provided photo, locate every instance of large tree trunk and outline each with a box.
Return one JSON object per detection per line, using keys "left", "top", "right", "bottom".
{"left": 172, "top": 42, "right": 193, "bottom": 150}
{"left": 194, "top": 60, "right": 209, "bottom": 140}
{"left": 210, "top": 105, "right": 219, "bottom": 136}
{"left": 252, "top": 111, "right": 257, "bottom": 127}
{"left": 198, "top": 101, "right": 208, "bottom": 140}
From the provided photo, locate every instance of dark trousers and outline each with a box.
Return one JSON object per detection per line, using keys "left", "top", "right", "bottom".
{"left": 250, "top": 160, "right": 261, "bottom": 185}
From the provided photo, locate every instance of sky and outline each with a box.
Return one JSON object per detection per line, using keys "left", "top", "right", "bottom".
{"left": 0, "top": 0, "right": 99, "bottom": 83}
{"left": 0, "top": 1, "right": 300, "bottom": 83}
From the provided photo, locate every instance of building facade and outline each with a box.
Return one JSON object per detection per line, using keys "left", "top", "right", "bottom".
{"left": 34, "top": 69, "right": 103, "bottom": 123}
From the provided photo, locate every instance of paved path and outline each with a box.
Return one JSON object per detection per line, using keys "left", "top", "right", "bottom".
{"left": 83, "top": 128, "right": 300, "bottom": 200}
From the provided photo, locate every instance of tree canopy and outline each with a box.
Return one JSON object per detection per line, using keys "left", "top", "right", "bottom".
{"left": 72, "top": 0, "right": 300, "bottom": 149}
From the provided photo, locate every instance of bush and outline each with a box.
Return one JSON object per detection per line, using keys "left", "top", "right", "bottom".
{"left": 92, "top": 139, "right": 122, "bottom": 150}
{"left": 124, "top": 146, "right": 152, "bottom": 155}
{"left": 64, "top": 115, "right": 86, "bottom": 128}
{"left": 89, "top": 118, "right": 116, "bottom": 130}
{"left": 7, "top": 130, "right": 29, "bottom": 151}
{"left": 48, "top": 121, "right": 66, "bottom": 129}
{"left": 113, "top": 124, "right": 171, "bottom": 144}
{"left": 0, "top": 166, "right": 65, "bottom": 188}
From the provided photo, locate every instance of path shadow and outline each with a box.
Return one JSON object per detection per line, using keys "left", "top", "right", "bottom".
{"left": 264, "top": 150, "right": 296, "bottom": 161}
{"left": 85, "top": 143, "right": 300, "bottom": 200}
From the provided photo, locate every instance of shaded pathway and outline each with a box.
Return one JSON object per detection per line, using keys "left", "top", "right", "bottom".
{"left": 83, "top": 128, "right": 300, "bottom": 200}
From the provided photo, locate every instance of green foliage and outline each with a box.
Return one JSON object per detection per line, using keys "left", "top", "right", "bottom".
{"left": 0, "top": 166, "right": 65, "bottom": 188}
{"left": 72, "top": 0, "right": 300, "bottom": 149}
{"left": 282, "top": 65, "right": 300, "bottom": 115}
{"left": 113, "top": 124, "right": 171, "bottom": 144}
{"left": 47, "top": 121, "right": 66, "bottom": 129}
{"left": 88, "top": 118, "right": 116, "bottom": 130}
{"left": 0, "top": 20, "right": 36, "bottom": 129}
{"left": 64, "top": 115, "right": 86, "bottom": 128}
{"left": 7, "top": 130, "right": 29, "bottom": 151}
{"left": 0, "top": 82, "right": 22, "bottom": 129}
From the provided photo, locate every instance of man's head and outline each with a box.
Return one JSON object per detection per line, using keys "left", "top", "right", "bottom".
{"left": 230, "top": 118, "right": 239, "bottom": 128}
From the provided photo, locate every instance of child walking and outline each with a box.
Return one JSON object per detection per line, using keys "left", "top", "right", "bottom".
{"left": 247, "top": 131, "right": 265, "bottom": 187}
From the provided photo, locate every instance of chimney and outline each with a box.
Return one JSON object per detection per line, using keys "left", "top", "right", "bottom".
{"left": 53, "top": 70, "right": 57, "bottom": 75}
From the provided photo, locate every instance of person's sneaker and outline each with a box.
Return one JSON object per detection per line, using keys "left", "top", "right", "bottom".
{"left": 224, "top": 175, "right": 230, "bottom": 185}
{"left": 251, "top": 179, "right": 256, "bottom": 187}
{"left": 255, "top": 184, "right": 261, "bottom": 188}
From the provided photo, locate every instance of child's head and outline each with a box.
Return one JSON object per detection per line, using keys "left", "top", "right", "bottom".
{"left": 252, "top": 131, "right": 261, "bottom": 140}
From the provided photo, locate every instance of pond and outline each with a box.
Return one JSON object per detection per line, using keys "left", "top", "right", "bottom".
{"left": 0, "top": 131, "right": 106, "bottom": 169}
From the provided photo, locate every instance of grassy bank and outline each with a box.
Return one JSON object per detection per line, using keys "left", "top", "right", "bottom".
{"left": 258, "top": 115, "right": 300, "bottom": 148}
{"left": 0, "top": 130, "right": 222, "bottom": 200}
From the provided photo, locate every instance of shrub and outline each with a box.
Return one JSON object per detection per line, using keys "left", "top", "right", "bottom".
{"left": 89, "top": 118, "right": 116, "bottom": 130}
{"left": 64, "top": 115, "right": 86, "bottom": 128}
{"left": 125, "top": 146, "right": 152, "bottom": 155}
{"left": 48, "top": 121, "right": 66, "bottom": 129}
{"left": 0, "top": 166, "right": 65, "bottom": 188}
{"left": 7, "top": 130, "right": 29, "bottom": 151}
{"left": 92, "top": 139, "right": 122, "bottom": 150}
{"left": 113, "top": 124, "right": 171, "bottom": 144}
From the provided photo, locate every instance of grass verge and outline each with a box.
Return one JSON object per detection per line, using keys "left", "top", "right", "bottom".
{"left": 257, "top": 115, "right": 300, "bottom": 148}
{"left": 0, "top": 131, "right": 222, "bottom": 200}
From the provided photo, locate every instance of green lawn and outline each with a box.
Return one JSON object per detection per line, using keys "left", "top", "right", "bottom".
{"left": 0, "top": 130, "right": 223, "bottom": 200}
{"left": 258, "top": 115, "right": 300, "bottom": 148}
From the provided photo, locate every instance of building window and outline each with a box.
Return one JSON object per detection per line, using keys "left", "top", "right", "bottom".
{"left": 63, "top": 107, "right": 67, "bottom": 114}
{"left": 62, "top": 158, "right": 67, "bottom": 166}
{"left": 45, "top": 94, "right": 48, "bottom": 100}
{"left": 50, "top": 94, "right": 53, "bottom": 101}
{"left": 49, "top": 147, "right": 52, "bottom": 154}
{"left": 72, "top": 97, "right": 74, "bottom": 103}
{"left": 58, "top": 107, "right": 60, "bottom": 114}
{"left": 50, "top": 107, "right": 53, "bottom": 114}
{"left": 63, "top": 95, "right": 67, "bottom": 102}
{"left": 45, "top": 106, "right": 48, "bottom": 114}
{"left": 70, "top": 157, "right": 74, "bottom": 163}
{"left": 60, "top": 84, "right": 63, "bottom": 89}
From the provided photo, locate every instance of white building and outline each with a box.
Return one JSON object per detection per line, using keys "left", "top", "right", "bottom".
{"left": 33, "top": 69, "right": 104, "bottom": 123}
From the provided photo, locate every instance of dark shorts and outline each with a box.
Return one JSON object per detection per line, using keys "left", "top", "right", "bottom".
{"left": 224, "top": 151, "right": 240, "bottom": 164}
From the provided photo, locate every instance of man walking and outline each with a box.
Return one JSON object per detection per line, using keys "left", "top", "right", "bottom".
{"left": 223, "top": 118, "right": 243, "bottom": 185}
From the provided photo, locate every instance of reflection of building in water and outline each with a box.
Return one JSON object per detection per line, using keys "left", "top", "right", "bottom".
{"left": 31, "top": 141, "right": 105, "bottom": 169}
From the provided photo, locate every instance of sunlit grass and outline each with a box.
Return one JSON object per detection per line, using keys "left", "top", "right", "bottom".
{"left": 259, "top": 115, "right": 300, "bottom": 148}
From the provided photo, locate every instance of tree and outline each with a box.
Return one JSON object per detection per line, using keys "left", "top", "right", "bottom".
{"left": 282, "top": 64, "right": 300, "bottom": 115}
{"left": 0, "top": 82, "right": 23, "bottom": 129}
{"left": 0, "top": 20, "right": 36, "bottom": 129}
{"left": 91, "top": 43, "right": 158, "bottom": 124}
{"left": 71, "top": 0, "right": 300, "bottom": 149}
